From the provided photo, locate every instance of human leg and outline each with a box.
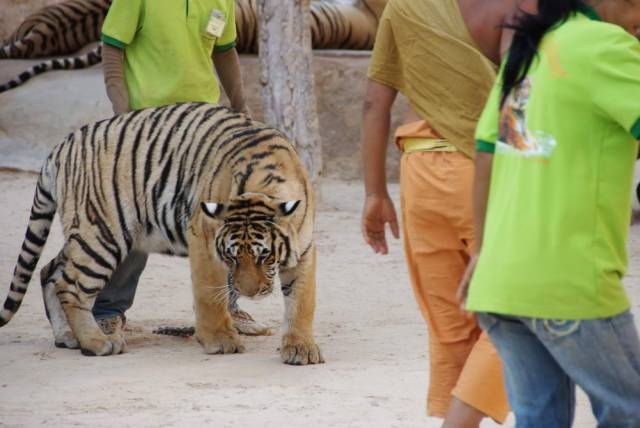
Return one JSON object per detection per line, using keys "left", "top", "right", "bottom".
{"left": 532, "top": 311, "right": 640, "bottom": 426}
{"left": 446, "top": 152, "right": 509, "bottom": 424}
{"left": 450, "top": 332, "right": 509, "bottom": 424}
{"left": 400, "top": 152, "right": 503, "bottom": 420}
{"left": 92, "top": 250, "right": 148, "bottom": 320}
{"left": 478, "top": 313, "right": 576, "bottom": 428}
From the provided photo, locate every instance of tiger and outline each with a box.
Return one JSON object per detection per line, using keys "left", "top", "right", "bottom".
{"left": 0, "top": 103, "right": 323, "bottom": 365}
{"left": 0, "top": 0, "right": 387, "bottom": 92}
{"left": 238, "top": 0, "right": 386, "bottom": 54}
{"left": 0, "top": 45, "right": 102, "bottom": 93}
{"left": 0, "top": 0, "right": 111, "bottom": 59}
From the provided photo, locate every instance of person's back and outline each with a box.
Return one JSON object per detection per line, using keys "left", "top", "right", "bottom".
{"left": 463, "top": 1, "right": 640, "bottom": 425}
{"left": 459, "top": 0, "right": 519, "bottom": 63}
{"left": 470, "top": 8, "right": 639, "bottom": 319}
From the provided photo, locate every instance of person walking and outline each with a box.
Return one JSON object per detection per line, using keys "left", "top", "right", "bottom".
{"left": 460, "top": 1, "right": 640, "bottom": 426}
{"left": 361, "top": 0, "right": 521, "bottom": 425}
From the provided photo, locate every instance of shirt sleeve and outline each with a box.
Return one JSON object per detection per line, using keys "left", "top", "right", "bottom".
{"left": 366, "top": 1, "right": 405, "bottom": 91}
{"left": 214, "top": 0, "right": 237, "bottom": 52}
{"left": 475, "top": 70, "right": 503, "bottom": 153}
{"left": 101, "top": 0, "right": 144, "bottom": 48}
{"left": 590, "top": 28, "right": 640, "bottom": 140}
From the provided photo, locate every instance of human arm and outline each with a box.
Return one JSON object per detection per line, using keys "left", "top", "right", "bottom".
{"left": 457, "top": 152, "right": 494, "bottom": 308}
{"left": 102, "top": 43, "right": 129, "bottom": 115}
{"left": 360, "top": 79, "right": 400, "bottom": 255}
{"left": 213, "top": 47, "right": 250, "bottom": 116}
{"left": 100, "top": 0, "right": 143, "bottom": 115}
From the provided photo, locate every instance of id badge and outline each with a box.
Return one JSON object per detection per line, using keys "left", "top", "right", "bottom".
{"left": 206, "top": 9, "right": 226, "bottom": 38}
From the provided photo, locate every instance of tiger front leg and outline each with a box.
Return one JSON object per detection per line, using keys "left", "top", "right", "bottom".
{"left": 279, "top": 242, "right": 324, "bottom": 365}
{"left": 187, "top": 227, "right": 244, "bottom": 355}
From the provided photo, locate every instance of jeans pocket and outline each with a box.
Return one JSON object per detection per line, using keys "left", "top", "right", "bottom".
{"left": 542, "top": 319, "right": 581, "bottom": 338}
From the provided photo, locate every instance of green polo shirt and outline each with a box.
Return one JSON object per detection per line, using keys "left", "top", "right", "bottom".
{"left": 101, "top": 0, "right": 236, "bottom": 110}
{"left": 467, "top": 8, "right": 640, "bottom": 319}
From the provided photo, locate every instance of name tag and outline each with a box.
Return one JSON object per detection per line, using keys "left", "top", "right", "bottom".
{"left": 206, "top": 9, "right": 226, "bottom": 38}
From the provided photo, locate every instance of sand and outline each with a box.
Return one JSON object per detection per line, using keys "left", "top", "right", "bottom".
{"left": 0, "top": 170, "right": 638, "bottom": 427}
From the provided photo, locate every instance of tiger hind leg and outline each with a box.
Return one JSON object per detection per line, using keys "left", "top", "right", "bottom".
{"left": 54, "top": 242, "right": 125, "bottom": 356}
{"left": 40, "top": 249, "right": 79, "bottom": 349}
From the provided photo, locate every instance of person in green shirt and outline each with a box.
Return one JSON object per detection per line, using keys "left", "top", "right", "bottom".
{"left": 94, "top": 0, "right": 270, "bottom": 343}
{"left": 458, "top": 0, "right": 640, "bottom": 425}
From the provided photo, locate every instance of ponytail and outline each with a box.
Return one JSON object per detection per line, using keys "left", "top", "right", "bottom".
{"left": 501, "top": 0, "right": 585, "bottom": 106}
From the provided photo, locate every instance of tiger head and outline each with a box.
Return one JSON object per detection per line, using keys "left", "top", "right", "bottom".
{"left": 200, "top": 193, "right": 301, "bottom": 298}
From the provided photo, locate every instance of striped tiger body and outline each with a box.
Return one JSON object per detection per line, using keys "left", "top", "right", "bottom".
{"left": 237, "top": 0, "right": 384, "bottom": 53}
{"left": 0, "top": 0, "right": 386, "bottom": 92}
{"left": 0, "top": 103, "right": 323, "bottom": 365}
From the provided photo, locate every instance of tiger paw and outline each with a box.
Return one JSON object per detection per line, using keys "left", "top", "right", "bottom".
{"left": 197, "top": 329, "right": 245, "bottom": 355}
{"left": 280, "top": 335, "right": 325, "bottom": 365}
{"left": 79, "top": 336, "right": 118, "bottom": 356}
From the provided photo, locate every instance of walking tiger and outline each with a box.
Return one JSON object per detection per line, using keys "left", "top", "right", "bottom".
{"left": 0, "top": 103, "right": 323, "bottom": 365}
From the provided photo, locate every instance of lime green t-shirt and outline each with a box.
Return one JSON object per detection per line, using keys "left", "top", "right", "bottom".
{"left": 467, "top": 9, "right": 640, "bottom": 320}
{"left": 101, "top": 0, "right": 236, "bottom": 110}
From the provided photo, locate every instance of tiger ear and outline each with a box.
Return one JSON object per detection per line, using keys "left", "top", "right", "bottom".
{"left": 201, "top": 202, "right": 224, "bottom": 218}
{"left": 279, "top": 200, "right": 300, "bottom": 216}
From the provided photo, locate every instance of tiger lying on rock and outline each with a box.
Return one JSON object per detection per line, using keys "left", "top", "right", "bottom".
{"left": 0, "top": 103, "right": 323, "bottom": 365}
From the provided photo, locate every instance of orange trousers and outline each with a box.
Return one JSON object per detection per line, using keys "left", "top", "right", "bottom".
{"left": 399, "top": 150, "right": 509, "bottom": 422}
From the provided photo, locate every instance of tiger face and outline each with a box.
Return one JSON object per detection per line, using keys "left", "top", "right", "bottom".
{"left": 201, "top": 193, "right": 300, "bottom": 298}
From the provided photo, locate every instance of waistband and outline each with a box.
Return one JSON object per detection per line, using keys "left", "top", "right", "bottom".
{"left": 401, "top": 137, "right": 458, "bottom": 153}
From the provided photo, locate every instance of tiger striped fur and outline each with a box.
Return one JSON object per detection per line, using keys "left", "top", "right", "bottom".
{"left": 0, "top": 0, "right": 386, "bottom": 92}
{"left": 0, "top": 103, "right": 323, "bottom": 365}
{"left": 0, "top": 0, "right": 111, "bottom": 59}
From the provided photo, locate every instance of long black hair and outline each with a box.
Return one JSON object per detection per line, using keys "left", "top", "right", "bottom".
{"left": 501, "top": 0, "right": 585, "bottom": 106}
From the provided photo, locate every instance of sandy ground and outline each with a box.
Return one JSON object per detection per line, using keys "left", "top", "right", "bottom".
{"left": 0, "top": 171, "right": 638, "bottom": 428}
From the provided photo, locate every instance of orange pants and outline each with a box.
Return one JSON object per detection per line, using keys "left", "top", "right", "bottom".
{"left": 400, "top": 150, "right": 509, "bottom": 422}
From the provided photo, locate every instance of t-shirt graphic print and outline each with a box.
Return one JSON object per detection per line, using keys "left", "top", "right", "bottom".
{"left": 497, "top": 77, "right": 556, "bottom": 160}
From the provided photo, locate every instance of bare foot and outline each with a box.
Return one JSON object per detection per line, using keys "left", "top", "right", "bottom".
{"left": 442, "top": 397, "right": 485, "bottom": 428}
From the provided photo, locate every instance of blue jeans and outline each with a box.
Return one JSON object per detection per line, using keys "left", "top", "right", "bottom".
{"left": 92, "top": 251, "right": 148, "bottom": 320}
{"left": 478, "top": 311, "right": 640, "bottom": 428}
{"left": 92, "top": 251, "right": 240, "bottom": 320}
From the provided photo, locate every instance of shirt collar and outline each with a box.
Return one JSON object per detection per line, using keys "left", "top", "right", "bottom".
{"left": 578, "top": 4, "right": 602, "bottom": 22}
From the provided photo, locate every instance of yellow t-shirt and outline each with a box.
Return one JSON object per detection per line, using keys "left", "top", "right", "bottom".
{"left": 101, "top": 0, "right": 236, "bottom": 110}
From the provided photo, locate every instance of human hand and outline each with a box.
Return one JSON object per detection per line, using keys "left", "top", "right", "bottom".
{"left": 457, "top": 253, "right": 479, "bottom": 315}
{"left": 240, "top": 105, "right": 253, "bottom": 119}
{"left": 361, "top": 194, "right": 399, "bottom": 255}
{"left": 112, "top": 102, "right": 129, "bottom": 116}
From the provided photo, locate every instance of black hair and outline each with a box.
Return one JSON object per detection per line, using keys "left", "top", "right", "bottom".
{"left": 501, "top": 0, "right": 585, "bottom": 106}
